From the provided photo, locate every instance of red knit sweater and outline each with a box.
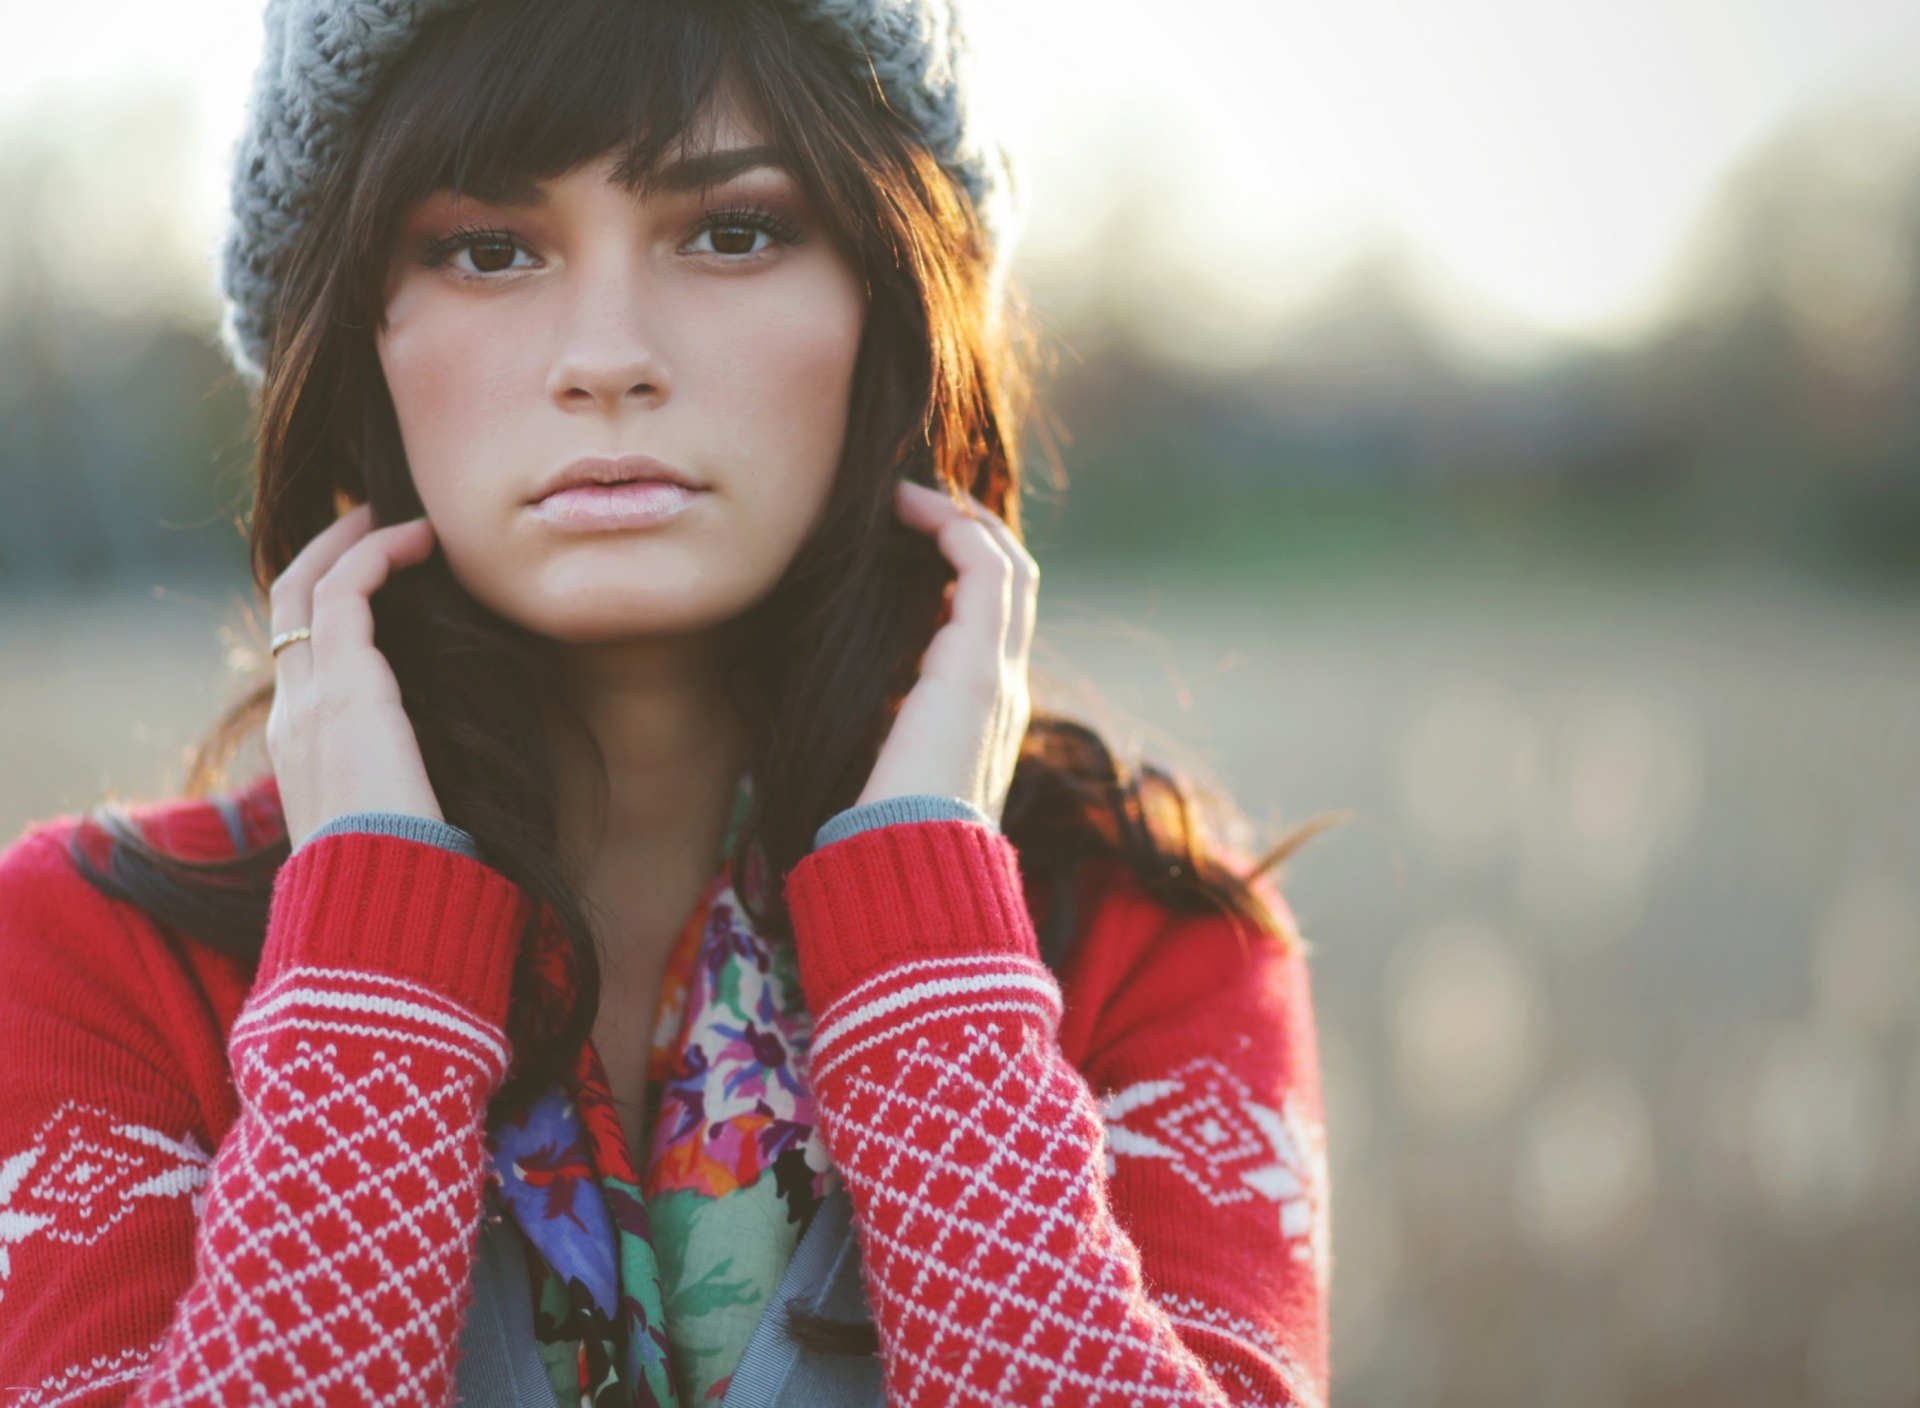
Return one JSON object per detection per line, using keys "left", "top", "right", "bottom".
{"left": 0, "top": 783, "right": 1327, "bottom": 1407}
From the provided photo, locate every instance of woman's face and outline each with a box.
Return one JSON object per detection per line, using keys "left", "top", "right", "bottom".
{"left": 378, "top": 105, "right": 866, "bottom": 642}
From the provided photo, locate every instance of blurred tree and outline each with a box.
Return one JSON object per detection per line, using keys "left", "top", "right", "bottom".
{"left": 1033, "top": 98, "right": 1920, "bottom": 578}
{"left": 0, "top": 96, "right": 252, "bottom": 588}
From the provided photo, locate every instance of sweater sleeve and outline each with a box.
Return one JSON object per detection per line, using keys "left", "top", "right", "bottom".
{"left": 295, "top": 811, "right": 484, "bottom": 860}
{"left": 784, "top": 821, "right": 1328, "bottom": 1408}
{"left": 0, "top": 827, "right": 526, "bottom": 1407}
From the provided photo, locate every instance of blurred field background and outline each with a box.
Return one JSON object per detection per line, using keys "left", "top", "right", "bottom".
{"left": 6, "top": 0, "right": 1920, "bottom": 1403}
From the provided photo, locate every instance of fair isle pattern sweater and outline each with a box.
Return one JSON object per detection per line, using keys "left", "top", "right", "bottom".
{"left": 0, "top": 790, "right": 1328, "bottom": 1407}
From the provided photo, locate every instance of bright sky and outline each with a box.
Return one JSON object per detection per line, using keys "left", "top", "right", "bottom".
{"left": 3, "top": 0, "right": 1918, "bottom": 341}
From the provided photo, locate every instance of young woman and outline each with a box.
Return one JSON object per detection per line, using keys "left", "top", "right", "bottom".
{"left": 0, "top": 0, "right": 1328, "bottom": 1403}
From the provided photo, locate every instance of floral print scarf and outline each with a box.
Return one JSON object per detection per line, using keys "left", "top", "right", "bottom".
{"left": 485, "top": 872, "right": 834, "bottom": 1407}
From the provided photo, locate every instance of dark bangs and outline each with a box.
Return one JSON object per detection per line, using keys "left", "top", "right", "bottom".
{"left": 330, "top": 0, "right": 899, "bottom": 330}
{"left": 85, "top": 0, "right": 1292, "bottom": 1138}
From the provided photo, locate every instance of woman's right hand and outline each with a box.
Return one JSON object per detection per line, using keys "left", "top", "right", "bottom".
{"left": 265, "top": 504, "right": 444, "bottom": 847}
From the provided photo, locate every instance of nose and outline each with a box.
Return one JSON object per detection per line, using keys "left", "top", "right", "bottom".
{"left": 546, "top": 266, "right": 670, "bottom": 412}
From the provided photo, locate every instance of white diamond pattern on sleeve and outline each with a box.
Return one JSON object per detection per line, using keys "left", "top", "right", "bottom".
{"left": 128, "top": 967, "right": 507, "bottom": 1408}
{"left": 810, "top": 954, "right": 1233, "bottom": 1407}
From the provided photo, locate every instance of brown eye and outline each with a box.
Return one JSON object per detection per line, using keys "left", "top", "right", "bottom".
{"left": 467, "top": 238, "right": 519, "bottom": 273}
{"left": 708, "top": 224, "right": 760, "bottom": 255}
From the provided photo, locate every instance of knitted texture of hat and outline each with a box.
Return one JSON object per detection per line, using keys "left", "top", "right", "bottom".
{"left": 219, "top": 0, "right": 1013, "bottom": 378}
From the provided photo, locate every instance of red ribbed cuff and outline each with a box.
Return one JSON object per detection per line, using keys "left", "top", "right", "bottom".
{"left": 786, "top": 821, "right": 1039, "bottom": 1014}
{"left": 260, "top": 832, "right": 528, "bottom": 1027}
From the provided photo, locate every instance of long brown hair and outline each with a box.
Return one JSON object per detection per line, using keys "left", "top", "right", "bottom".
{"left": 80, "top": 0, "right": 1289, "bottom": 1118}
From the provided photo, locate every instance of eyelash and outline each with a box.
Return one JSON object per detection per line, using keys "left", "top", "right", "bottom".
{"left": 695, "top": 203, "right": 804, "bottom": 248}
{"left": 418, "top": 203, "right": 805, "bottom": 271}
{"left": 419, "top": 224, "right": 523, "bottom": 270}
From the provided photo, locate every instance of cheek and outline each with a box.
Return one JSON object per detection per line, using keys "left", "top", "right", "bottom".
{"left": 377, "top": 293, "right": 539, "bottom": 528}
{"left": 369, "top": 259, "right": 865, "bottom": 641}
{"left": 697, "top": 267, "right": 865, "bottom": 534}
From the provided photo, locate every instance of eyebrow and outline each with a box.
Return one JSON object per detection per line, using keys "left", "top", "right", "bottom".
{"left": 651, "top": 144, "right": 792, "bottom": 194}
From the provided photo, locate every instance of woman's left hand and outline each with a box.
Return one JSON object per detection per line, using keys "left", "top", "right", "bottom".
{"left": 856, "top": 480, "right": 1038, "bottom": 825}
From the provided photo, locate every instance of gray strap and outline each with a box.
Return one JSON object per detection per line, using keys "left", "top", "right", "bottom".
{"left": 722, "top": 1187, "right": 885, "bottom": 1408}
{"left": 297, "top": 811, "right": 484, "bottom": 862}
{"left": 813, "top": 795, "right": 991, "bottom": 851}
{"left": 459, "top": 1187, "right": 883, "bottom": 1408}
{"left": 455, "top": 1209, "right": 556, "bottom": 1407}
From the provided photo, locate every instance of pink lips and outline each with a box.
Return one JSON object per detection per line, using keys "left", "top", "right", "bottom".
{"left": 528, "top": 456, "right": 706, "bottom": 531}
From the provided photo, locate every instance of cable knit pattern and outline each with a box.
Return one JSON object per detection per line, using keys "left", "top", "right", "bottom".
{"left": 221, "top": 0, "right": 1014, "bottom": 374}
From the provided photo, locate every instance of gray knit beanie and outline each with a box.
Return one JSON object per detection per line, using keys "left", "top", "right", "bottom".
{"left": 219, "top": 0, "right": 1014, "bottom": 378}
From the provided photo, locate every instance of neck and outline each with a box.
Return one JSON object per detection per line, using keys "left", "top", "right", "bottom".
{"left": 547, "top": 627, "right": 749, "bottom": 1162}
{"left": 549, "top": 628, "right": 748, "bottom": 974}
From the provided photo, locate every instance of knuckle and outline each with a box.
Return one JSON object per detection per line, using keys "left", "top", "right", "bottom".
{"left": 264, "top": 699, "right": 304, "bottom": 753}
{"left": 962, "top": 542, "right": 1011, "bottom": 579}
{"left": 310, "top": 567, "right": 357, "bottom": 605}
{"left": 962, "top": 661, "right": 1004, "bottom": 703}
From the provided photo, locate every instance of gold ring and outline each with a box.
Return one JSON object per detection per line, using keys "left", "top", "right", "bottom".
{"left": 269, "top": 628, "right": 313, "bottom": 657}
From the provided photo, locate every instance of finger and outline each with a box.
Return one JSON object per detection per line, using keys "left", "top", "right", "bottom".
{"left": 268, "top": 506, "right": 377, "bottom": 685}
{"left": 307, "top": 519, "right": 436, "bottom": 671}
{"left": 269, "top": 504, "right": 375, "bottom": 634}
{"left": 893, "top": 479, "right": 966, "bottom": 533}
{"left": 895, "top": 480, "right": 1030, "bottom": 570}
{"left": 896, "top": 482, "right": 1036, "bottom": 659}
{"left": 962, "top": 499, "right": 1039, "bottom": 663}
{"left": 907, "top": 501, "right": 1014, "bottom": 645}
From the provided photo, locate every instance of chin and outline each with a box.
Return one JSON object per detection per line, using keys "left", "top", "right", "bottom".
{"left": 526, "top": 600, "right": 738, "bottom": 645}
{"left": 453, "top": 548, "right": 772, "bottom": 645}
